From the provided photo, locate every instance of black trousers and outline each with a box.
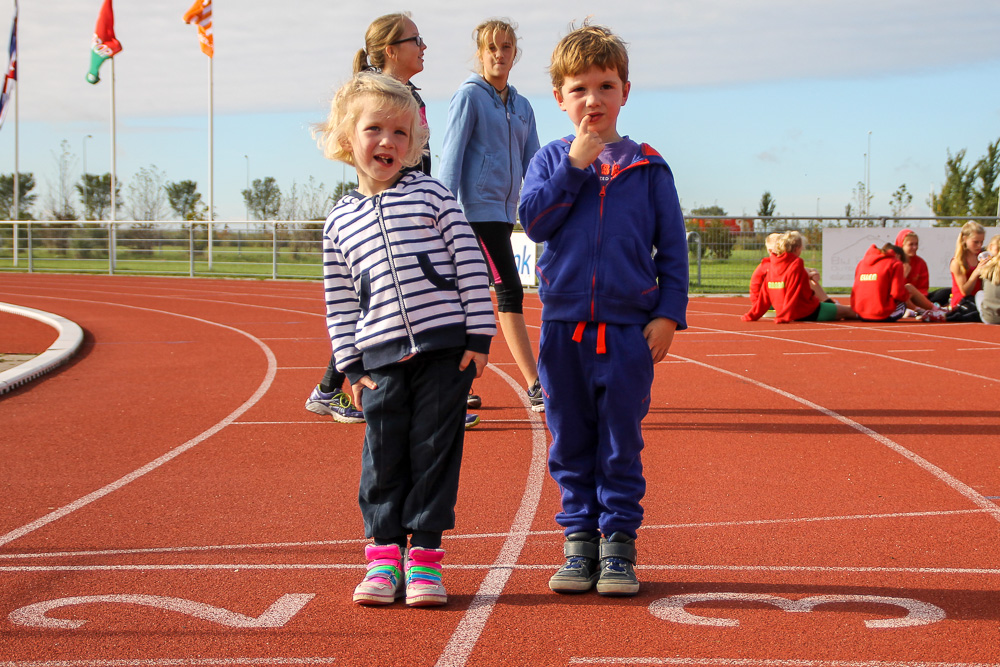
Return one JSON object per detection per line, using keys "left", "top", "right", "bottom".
{"left": 358, "top": 347, "right": 475, "bottom": 549}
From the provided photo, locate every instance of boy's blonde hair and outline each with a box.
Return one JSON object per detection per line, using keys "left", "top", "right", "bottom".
{"left": 953, "top": 220, "right": 986, "bottom": 281}
{"left": 313, "top": 72, "right": 429, "bottom": 168}
{"left": 982, "top": 235, "right": 1000, "bottom": 286}
{"left": 549, "top": 21, "right": 629, "bottom": 90}
{"left": 353, "top": 12, "right": 412, "bottom": 74}
{"left": 774, "top": 230, "right": 804, "bottom": 255}
{"left": 473, "top": 18, "right": 522, "bottom": 74}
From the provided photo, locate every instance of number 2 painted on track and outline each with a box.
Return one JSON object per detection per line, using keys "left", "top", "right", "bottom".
{"left": 649, "top": 593, "right": 946, "bottom": 628}
{"left": 8, "top": 593, "right": 315, "bottom": 629}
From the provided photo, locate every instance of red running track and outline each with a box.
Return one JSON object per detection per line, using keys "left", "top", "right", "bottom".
{"left": 1, "top": 273, "right": 1000, "bottom": 667}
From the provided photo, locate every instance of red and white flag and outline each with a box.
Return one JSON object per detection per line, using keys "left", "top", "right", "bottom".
{"left": 0, "top": 1, "right": 16, "bottom": 130}
{"left": 86, "top": 0, "right": 122, "bottom": 84}
{"left": 183, "top": 0, "right": 213, "bottom": 58}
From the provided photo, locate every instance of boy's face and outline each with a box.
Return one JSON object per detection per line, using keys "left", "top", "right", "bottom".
{"left": 349, "top": 105, "right": 412, "bottom": 196}
{"left": 554, "top": 66, "right": 630, "bottom": 143}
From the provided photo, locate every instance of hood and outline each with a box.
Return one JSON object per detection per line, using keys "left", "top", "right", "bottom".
{"left": 463, "top": 74, "right": 519, "bottom": 106}
{"left": 895, "top": 228, "right": 914, "bottom": 247}
{"left": 864, "top": 243, "right": 899, "bottom": 265}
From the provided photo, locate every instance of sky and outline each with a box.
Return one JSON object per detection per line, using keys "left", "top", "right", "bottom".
{"left": 1, "top": 0, "right": 999, "bottom": 222}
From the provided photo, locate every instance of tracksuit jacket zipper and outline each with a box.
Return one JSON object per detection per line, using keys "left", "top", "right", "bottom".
{"left": 373, "top": 193, "right": 418, "bottom": 356}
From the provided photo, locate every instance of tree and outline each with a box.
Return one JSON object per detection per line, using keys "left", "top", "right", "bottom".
{"left": 332, "top": 180, "right": 358, "bottom": 203}
{"left": 971, "top": 138, "right": 999, "bottom": 217}
{"left": 851, "top": 181, "right": 873, "bottom": 223}
{"left": 302, "top": 176, "right": 335, "bottom": 220}
{"left": 243, "top": 176, "right": 282, "bottom": 221}
{"left": 43, "top": 139, "right": 78, "bottom": 220}
{"left": 889, "top": 184, "right": 913, "bottom": 218}
{"left": 165, "top": 180, "right": 207, "bottom": 221}
{"left": 688, "top": 205, "right": 734, "bottom": 259}
{"left": 125, "top": 165, "right": 168, "bottom": 221}
{"left": 757, "top": 191, "right": 776, "bottom": 218}
{"left": 0, "top": 173, "right": 37, "bottom": 220}
{"left": 76, "top": 173, "right": 121, "bottom": 221}
{"left": 928, "top": 149, "right": 974, "bottom": 223}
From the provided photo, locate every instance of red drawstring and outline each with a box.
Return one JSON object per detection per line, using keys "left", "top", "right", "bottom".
{"left": 571, "top": 321, "right": 607, "bottom": 354}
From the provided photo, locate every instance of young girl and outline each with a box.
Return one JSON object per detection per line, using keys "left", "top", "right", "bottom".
{"left": 895, "top": 228, "right": 931, "bottom": 298}
{"left": 949, "top": 221, "right": 986, "bottom": 309}
{"left": 743, "top": 231, "right": 855, "bottom": 323}
{"left": 742, "top": 233, "right": 779, "bottom": 321}
{"left": 851, "top": 243, "right": 939, "bottom": 322}
{"left": 976, "top": 235, "right": 1000, "bottom": 324}
{"left": 439, "top": 18, "right": 543, "bottom": 412}
{"left": 314, "top": 72, "right": 496, "bottom": 607}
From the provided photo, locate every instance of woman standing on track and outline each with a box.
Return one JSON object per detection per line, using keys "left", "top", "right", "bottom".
{"left": 307, "top": 13, "right": 481, "bottom": 426}
{"left": 439, "top": 18, "right": 544, "bottom": 412}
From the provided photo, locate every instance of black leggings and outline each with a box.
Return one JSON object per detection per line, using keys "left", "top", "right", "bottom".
{"left": 320, "top": 352, "right": 347, "bottom": 394}
{"left": 469, "top": 222, "right": 524, "bottom": 314}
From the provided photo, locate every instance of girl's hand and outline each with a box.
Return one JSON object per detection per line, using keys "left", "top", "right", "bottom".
{"left": 460, "top": 350, "right": 488, "bottom": 379}
{"left": 568, "top": 114, "right": 604, "bottom": 170}
{"left": 351, "top": 375, "right": 377, "bottom": 411}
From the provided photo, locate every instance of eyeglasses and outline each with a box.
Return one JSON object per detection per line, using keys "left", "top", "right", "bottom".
{"left": 390, "top": 35, "right": 425, "bottom": 48}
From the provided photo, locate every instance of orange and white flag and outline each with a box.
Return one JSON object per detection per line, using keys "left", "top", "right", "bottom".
{"left": 183, "top": 0, "right": 213, "bottom": 57}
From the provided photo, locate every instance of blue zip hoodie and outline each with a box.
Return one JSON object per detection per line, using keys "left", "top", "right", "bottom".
{"left": 439, "top": 75, "right": 540, "bottom": 224}
{"left": 518, "top": 136, "right": 689, "bottom": 329}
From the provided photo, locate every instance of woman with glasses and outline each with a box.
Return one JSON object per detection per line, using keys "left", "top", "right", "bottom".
{"left": 439, "top": 18, "right": 543, "bottom": 412}
{"left": 307, "top": 13, "right": 483, "bottom": 428}
{"left": 353, "top": 12, "right": 431, "bottom": 174}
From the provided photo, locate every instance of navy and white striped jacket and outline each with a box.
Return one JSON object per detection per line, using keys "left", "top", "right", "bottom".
{"left": 323, "top": 172, "right": 496, "bottom": 382}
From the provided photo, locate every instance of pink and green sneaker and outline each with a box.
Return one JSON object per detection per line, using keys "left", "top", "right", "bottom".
{"left": 404, "top": 546, "right": 447, "bottom": 607}
{"left": 353, "top": 544, "right": 404, "bottom": 605}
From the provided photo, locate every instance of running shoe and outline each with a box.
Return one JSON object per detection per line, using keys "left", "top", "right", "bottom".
{"left": 465, "top": 412, "right": 480, "bottom": 429}
{"left": 527, "top": 378, "right": 545, "bottom": 413}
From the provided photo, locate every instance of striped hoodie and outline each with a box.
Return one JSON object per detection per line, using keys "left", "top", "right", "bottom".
{"left": 322, "top": 172, "right": 496, "bottom": 382}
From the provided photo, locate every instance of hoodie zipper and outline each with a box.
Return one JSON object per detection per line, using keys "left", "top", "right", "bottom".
{"left": 373, "top": 192, "right": 418, "bottom": 355}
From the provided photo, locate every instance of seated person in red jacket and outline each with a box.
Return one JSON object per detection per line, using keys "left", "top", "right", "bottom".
{"left": 743, "top": 231, "right": 855, "bottom": 323}
{"left": 895, "top": 228, "right": 930, "bottom": 297}
{"left": 746, "top": 233, "right": 780, "bottom": 317}
{"left": 852, "top": 243, "right": 942, "bottom": 322}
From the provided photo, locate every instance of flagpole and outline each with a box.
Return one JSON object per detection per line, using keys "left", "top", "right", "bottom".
{"left": 207, "top": 55, "right": 213, "bottom": 269}
{"left": 11, "top": 0, "right": 18, "bottom": 267}
{"left": 109, "top": 56, "right": 117, "bottom": 274}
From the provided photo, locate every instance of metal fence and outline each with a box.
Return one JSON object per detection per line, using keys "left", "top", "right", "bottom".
{"left": 2, "top": 216, "right": 997, "bottom": 293}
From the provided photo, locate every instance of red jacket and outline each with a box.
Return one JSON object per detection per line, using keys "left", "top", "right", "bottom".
{"left": 742, "top": 256, "right": 771, "bottom": 321}
{"left": 744, "top": 252, "right": 819, "bottom": 323}
{"left": 906, "top": 254, "right": 929, "bottom": 296}
{"left": 851, "top": 244, "right": 909, "bottom": 320}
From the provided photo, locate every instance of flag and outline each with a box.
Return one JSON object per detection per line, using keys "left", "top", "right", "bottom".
{"left": 86, "top": 0, "right": 122, "bottom": 84}
{"left": 183, "top": 0, "right": 213, "bottom": 58}
{"left": 0, "top": 2, "right": 16, "bottom": 130}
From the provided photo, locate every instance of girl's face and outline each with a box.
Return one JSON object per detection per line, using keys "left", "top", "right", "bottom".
{"left": 902, "top": 236, "right": 918, "bottom": 257}
{"left": 966, "top": 232, "right": 985, "bottom": 255}
{"left": 349, "top": 104, "right": 413, "bottom": 196}
{"left": 478, "top": 30, "right": 516, "bottom": 85}
{"left": 383, "top": 18, "right": 425, "bottom": 83}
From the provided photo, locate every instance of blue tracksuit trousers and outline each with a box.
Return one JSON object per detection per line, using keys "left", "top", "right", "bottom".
{"left": 537, "top": 320, "right": 654, "bottom": 539}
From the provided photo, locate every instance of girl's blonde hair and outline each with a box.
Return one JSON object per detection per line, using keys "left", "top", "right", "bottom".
{"left": 953, "top": 220, "right": 986, "bottom": 281}
{"left": 774, "top": 230, "right": 804, "bottom": 255}
{"left": 353, "top": 13, "right": 411, "bottom": 74}
{"left": 473, "top": 18, "right": 522, "bottom": 75}
{"left": 982, "top": 235, "right": 1000, "bottom": 286}
{"left": 312, "top": 72, "right": 429, "bottom": 168}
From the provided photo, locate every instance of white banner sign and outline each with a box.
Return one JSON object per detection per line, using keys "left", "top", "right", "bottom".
{"left": 511, "top": 231, "right": 538, "bottom": 287}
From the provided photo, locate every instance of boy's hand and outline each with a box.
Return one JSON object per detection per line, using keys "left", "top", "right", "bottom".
{"left": 351, "top": 375, "right": 377, "bottom": 411}
{"left": 460, "top": 350, "right": 488, "bottom": 379}
{"left": 568, "top": 114, "right": 604, "bottom": 170}
{"left": 644, "top": 317, "right": 677, "bottom": 364}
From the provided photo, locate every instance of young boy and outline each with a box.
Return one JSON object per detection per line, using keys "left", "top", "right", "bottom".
{"left": 315, "top": 72, "right": 496, "bottom": 606}
{"left": 518, "top": 23, "right": 689, "bottom": 597}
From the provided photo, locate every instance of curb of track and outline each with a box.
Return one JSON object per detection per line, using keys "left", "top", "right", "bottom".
{"left": 0, "top": 302, "right": 85, "bottom": 395}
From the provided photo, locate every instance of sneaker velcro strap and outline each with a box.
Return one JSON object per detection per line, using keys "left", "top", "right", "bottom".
{"left": 599, "top": 541, "right": 637, "bottom": 563}
{"left": 564, "top": 540, "right": 599, "bottom": 559}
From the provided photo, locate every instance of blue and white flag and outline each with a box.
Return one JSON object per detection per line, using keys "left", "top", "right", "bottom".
{"left": 0, "top": 2, "right": 16, "bottom": 130}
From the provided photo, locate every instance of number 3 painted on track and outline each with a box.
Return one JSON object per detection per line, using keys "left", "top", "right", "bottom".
{"left": 649, "top": 593, "right": 946, "bottom": 628}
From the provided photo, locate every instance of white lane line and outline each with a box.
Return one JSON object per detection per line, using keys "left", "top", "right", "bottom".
{"left": 672, "top": 354, "right": 1000, "bottom": 523}
{"left": 0, "top": 659, "right": 337, "bottom": 667}
{"left": 4, "top": 563, "right": 1000, "bottom": 576}
{"left": 0, "top": 301, "right": 278, "bottom": 548}
{"left": 434, "top": 363, "right": 548, "bottom": 667}
{"left": 4, "top": 509, "right": 989, "bottom": 561}
{"left": 781, "top": 352, "right": 828, "bottom": 356}
{"left": 706, "top": 354, "right": 756, "bottom": 357}
{"left": 569, "top": 658, "right": 1000, "bottom": 666}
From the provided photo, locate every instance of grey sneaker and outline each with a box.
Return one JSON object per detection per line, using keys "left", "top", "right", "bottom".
{"left": 548, "top": 532, "right": 600, "bottom": 593}
{"left": 527, "top": 378, "right": 545, "bottom": 413}
{"left": 596, "top": 532, "right": 639, "bottom": 597}
{"left": 330, "top": 392, "right": 365, "bottom": 424}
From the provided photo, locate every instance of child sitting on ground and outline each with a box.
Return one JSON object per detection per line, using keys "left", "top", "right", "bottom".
{"left": 851, "top": 243, "right": 942, "bottom": 322}
{"left": 743, "top": 231, "right": 855, "bottom": 323}
{"left": 314, "top": 72, "right": 496, "bottom": 607}
{"left": 745, "top": 233, "right": 779, "bottom": 318}
{"left": 976, "top": 235, "right": 1000, "bottom": 324}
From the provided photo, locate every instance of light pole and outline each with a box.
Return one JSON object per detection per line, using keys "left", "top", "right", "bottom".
{"left": 866, "top": 131, "right": 872, "bottom": 217}
{"left": 244, "top": 154, "right": 250, "bottom": 221}
{"left": 82, "top": 134, "right": 92, "bottom": 220}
